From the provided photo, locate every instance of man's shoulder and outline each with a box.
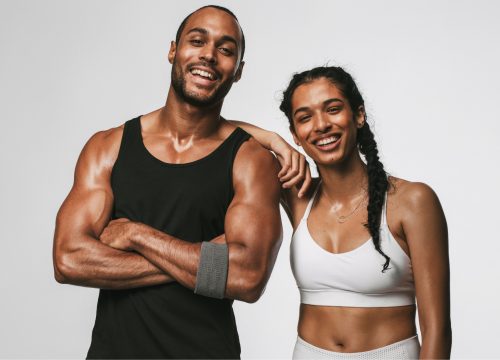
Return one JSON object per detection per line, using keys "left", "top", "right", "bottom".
{"left": 78, "top": 124, "right": 126, "bottom": 169}
{"left": 232, "top": 137, "right": 280, "bottom": 199}
{"left": 84, "top": 122, "right": 124, "bottom": 151}
{"left": 87, "top": 124, "right": 124, "bottom": 148}
{"left": 236, "top": 136, "right": 279, "bottom": 169}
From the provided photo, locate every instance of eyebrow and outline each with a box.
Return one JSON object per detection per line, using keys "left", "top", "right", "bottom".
{"left": 187, "top": 27, "right": 208, "bottom": 36}
{"left": 186, "top": 27, "right": 239, "bottom": 48}
{"left": 293, "top": 98, "right": 344, "bottom": 117}
{"left": 219, "top": 35, "right": 238, "bottom": 47}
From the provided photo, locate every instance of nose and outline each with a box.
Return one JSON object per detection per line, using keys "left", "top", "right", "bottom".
{"left": 314, "top": 113, "right": 331, "bottom": 133}
{"left": 200, "top": 43, "right": 217, "bottom": 65}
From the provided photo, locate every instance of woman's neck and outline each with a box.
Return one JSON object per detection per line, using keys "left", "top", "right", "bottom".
{"left": 317, "top": 152, "right": 368, "bottom": 202}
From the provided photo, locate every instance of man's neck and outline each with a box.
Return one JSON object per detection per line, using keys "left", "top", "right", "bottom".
{"left": 158, "top": 87, "right": 224, "bottom": 141}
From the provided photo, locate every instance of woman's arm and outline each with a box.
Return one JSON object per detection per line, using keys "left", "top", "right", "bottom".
{"left": 400, "top": 182, "right": 452, "bottom": 358}
{"left": 229, "top": 120, "right": 312, "bottom": 199}
{"left": 229, "top": 120, "right": 278, "bottom": 150}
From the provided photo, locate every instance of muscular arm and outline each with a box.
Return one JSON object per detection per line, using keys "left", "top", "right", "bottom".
{"left": 53, "top": 128, "right": 172, "bottom": 290}
{"left": 228, "top": 120, "right": 312, "bottom": 222}
{"left": 400, "top": 183, "right": 452, "bottom": 358}
{"left": 108, "top": 139, "right": 283, "bottom": 302}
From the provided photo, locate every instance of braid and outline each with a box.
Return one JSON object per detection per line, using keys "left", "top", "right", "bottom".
{"left": 358, "top": 122, "right": 390, "bottom": 272}
{"left": 280, "top": 65, "right": 391, "bottom": 272}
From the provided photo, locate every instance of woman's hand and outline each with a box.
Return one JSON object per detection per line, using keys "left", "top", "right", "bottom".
{"left": 228, "top": 120, "right": 312, "bottom": 197}
{"left": 269, "top": 134, "right": 312, "bottom": 198}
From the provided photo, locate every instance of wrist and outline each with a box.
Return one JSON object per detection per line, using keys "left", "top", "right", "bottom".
{"left": 268, "top": 132, "right": 283, "bottom": 151}
{"left": 129, "top": 222, "right": 145, "bottom": 250}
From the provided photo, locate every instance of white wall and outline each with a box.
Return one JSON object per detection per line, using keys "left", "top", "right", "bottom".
{"left": 1, "top": 0, "right": 499, "bottom": 358}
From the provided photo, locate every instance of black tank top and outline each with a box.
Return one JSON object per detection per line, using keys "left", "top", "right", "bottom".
{"left": 87, "top": 116, "right": 250, "bottom": 359}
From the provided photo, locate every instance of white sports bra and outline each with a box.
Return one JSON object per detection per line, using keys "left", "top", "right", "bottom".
{"left": 290, "top": 182, "right": 415, "bottom": 307}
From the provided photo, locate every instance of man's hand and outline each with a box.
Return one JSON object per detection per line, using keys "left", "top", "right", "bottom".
{"left": 118, "top": 137, "right": 282, "bottom": 303}
{"left": 100, "top": 218, "right": 138, "bottom": 251}
{"left": 210, "top": 234, "right": 226, "bottom": 245}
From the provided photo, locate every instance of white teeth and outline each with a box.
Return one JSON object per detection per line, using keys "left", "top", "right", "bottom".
{"left": 191, "top": 68, "right": 215, "bottom": 80}
{"left": 317, "top": 136, "right": 340, "bottom": 146}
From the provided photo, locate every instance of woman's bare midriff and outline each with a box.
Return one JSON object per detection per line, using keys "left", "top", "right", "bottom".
{"left": 298, "top": 304, "right": 417, "bottom": 352}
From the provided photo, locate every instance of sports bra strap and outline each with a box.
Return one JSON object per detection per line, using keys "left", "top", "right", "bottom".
{"left": 302, "top": 180, "right": 389, "bottom": 225}
{"left": 302, "top": 181, "right": 322, "bottom": 221}
{"left": 381, "top": 189, "right": 388, "bottom": 225}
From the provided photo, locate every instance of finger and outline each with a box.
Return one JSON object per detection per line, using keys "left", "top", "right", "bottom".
{"left": 283, "top": 155, "right": 305, "bottom": 188}
{"left": 210, "top": 234, "right": 227, "bottom": 244}
{"left": 107, "top": 218, "right": 127, "bottom": 227}
{"left": 277, "top": 156, "right": 291, "bottom": 178}
{"left": 282, "top": 152, "right": 300, "bottom": 182}
{"left": 99, "top": 229, "right": 109, "bottom": 243}
{"left": 298, "top": 163, "right": 312, "bottom": 198}
{"left": 280, "top": 153, "right": 299, "bottom": 184}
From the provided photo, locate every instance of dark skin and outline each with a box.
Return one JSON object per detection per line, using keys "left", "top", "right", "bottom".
{"left": 53, "top": 7, "right": 283, "bottom": 303}
{"left": 237, "top": 78, "right": 451, "bottom": 357}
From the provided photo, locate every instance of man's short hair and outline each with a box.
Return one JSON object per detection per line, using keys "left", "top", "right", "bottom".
{"left": 175, "top": 5, "right": 246, "bottom": 60}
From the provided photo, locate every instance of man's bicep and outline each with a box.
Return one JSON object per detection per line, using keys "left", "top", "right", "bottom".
{"left": 55, "top": 130, "right": 119, "bottom": 244}
{"left": 53, "top": 137, "right": 116, "bottom": 284}
{"left": 56, "top": 184, "right": 113, "bottom": 243}
{"left": 225, "top": 140, "right": 282, "bottom": 248}
{"left": 219, "top": 141, "right": 282, "bottom": 301}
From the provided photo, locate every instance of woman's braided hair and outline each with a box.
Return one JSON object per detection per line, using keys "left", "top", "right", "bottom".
{"left": 279, "top": 66, "right": 390, "bottom": 272}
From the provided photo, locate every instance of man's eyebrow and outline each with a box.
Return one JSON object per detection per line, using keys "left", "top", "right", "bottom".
{"left": 219, "top": 35, "right": 238, "bottom": 47}
{"left": 186, "top": 27, "right": 238, "bottom": 48}
{"left": 186, "top": 27, "right": 208, "bottom": 36}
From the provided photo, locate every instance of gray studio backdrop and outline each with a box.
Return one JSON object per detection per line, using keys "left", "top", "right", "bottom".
{"left": 1, "top": 0, "right": 499, "bottom": 358}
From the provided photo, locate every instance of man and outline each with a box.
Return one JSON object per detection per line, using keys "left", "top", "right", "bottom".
{"left": 53, "top": 5, "right": 283, "bottom": 358}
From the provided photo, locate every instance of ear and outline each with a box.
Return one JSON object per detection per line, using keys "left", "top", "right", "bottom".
{"left": 355, "top": 105, "right": 366, "bottom": 129}
{"left": 168, "top": 41, "right": 176, "bottom": 64}
{"left": 290, "top": 126, "right": 301, "bottom": 146}
{"left": 234, "top": 61, "right": 245, "bottom": 83}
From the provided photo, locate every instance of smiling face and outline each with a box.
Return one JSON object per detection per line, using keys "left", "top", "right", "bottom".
{"left": 290, "top": 77, "right": 365, "bottom": 166}
{"left": 168, "top": 7, "right": 244, "bottom": 107}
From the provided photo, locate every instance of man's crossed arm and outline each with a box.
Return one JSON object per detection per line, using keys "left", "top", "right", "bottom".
{"left": 53, "top": 127, "right": 282, "bottom": 302}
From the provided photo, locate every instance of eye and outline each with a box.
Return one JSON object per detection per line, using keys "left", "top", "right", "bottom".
{"left": 327, "top": 107, "right": 340, "bottom": 114}
{"left": 218, "top": 47, "right": 234, "bottom": 56}
{"left": 298, "top": 115, "right": 311, "bottom": 123}
{"left": 189, "top": 39, "right": 204, "bottom": 46}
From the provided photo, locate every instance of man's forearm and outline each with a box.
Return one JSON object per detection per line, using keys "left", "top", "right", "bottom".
{"left": 127, "top": 223, "right": 273, "bottom": 302}
{"left": 54, "top": 235, "right": 173, "bottom": 290}
{"left": 128, "top": 225, "right": 247, "bottom": 298}
{"left": 130, "top": 225, "right": 200, "bottom": 289}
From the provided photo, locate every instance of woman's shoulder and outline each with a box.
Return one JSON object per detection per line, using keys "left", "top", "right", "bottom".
{"left": 285, "top": 177, "right": 321, "bottom": 227}
{"left": 387, "top": 176, "right": 442, "bottom": 214}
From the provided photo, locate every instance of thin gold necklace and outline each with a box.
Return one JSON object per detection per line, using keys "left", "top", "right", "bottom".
{"left": 321, "top": 184, "right": 367, "bottom": 224}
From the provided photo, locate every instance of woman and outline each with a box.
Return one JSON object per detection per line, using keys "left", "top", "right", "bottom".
{"left": 234, "top": 66, "right": 451, "bottom": 358}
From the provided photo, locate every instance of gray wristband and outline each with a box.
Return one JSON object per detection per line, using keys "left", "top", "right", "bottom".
{"left": 194, "top": 242, "right": 228, "bottom": 299}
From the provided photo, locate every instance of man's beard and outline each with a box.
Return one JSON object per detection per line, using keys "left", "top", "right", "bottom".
{"left": 171, "top": 60, "right": 235, "bottom": 108}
